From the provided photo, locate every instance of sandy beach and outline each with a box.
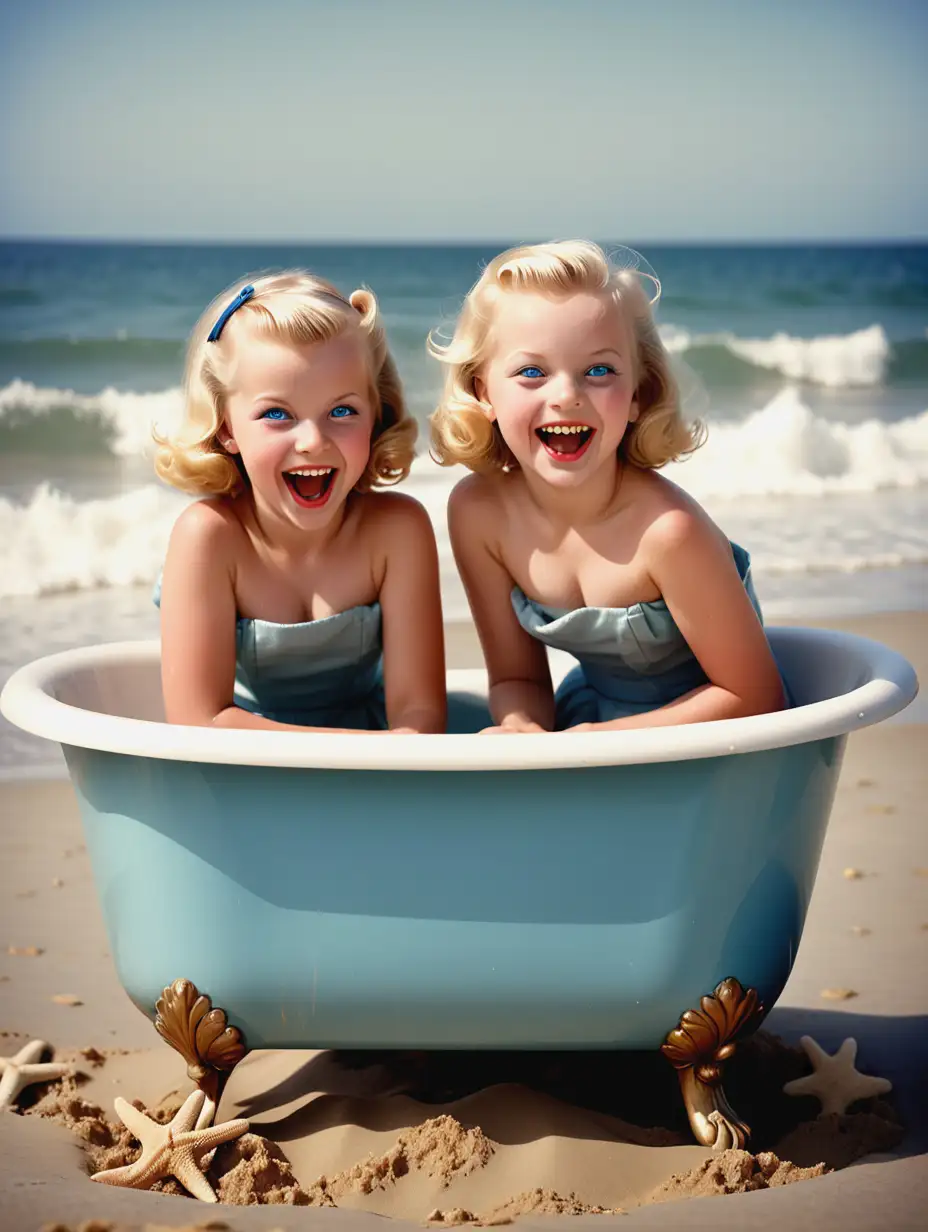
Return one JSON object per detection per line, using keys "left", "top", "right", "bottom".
{"left": 1, "top": 610, "right": 925, "bottom": 1231}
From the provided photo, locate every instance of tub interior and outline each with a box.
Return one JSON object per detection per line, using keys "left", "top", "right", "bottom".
{"left": 50, "top": 629, "right": 875, "bottom": 727}
{"left": 57, "top": 662, "right": 165, "bottom": 721}
{"left": 48, "top": 660, "right": 490, "bottom": 731}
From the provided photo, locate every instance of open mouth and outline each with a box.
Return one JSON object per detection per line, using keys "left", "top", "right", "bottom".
{"left": 283, "top": 467, "right": 337, "bottom": 508}
{"left": 535, "top": 423, "right": 595, "bottom": 461}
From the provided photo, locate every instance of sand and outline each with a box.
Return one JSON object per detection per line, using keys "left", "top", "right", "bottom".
{"left": 1, "top": 611, "right": 926, "bottom": 1230}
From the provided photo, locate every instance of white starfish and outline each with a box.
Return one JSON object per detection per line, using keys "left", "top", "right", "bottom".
{"left": 91, "top": 1088, "right": 248, "bottom": 1202}
{"left": 0, "top": 1039, "right": 71, "bottom": 1109}
{"left": 783, "top": 1035, "right": 893, "bottom": 1116}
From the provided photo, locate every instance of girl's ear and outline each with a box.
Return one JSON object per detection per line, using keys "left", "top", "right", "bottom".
{"left": 628, "top": 395, "right": 640, "bottom": 424}
{"left": 474, "top": 374, "right": 496, "bottom": 421}
{"left": 218, "top": 425, "right": 240, "bottom": 453}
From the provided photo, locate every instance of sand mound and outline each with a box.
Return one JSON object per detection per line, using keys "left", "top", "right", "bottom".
{"left": 428, "top": 1187, "right": 626, "bottom": 1225}
{"left": 774, "top": 1108, "right": 904, "bottom": 1170}
{"left": 18, "top": 1034, "right": 905, "bottom": 1218}
{"left": 309, "top": 1114, "right": 494, "bottom": 1203}
{"left": 27, "top": 1078, "right": 193, "bottom": 1178}
{"left": 653, "top": 1148, "right": 828, "bottom": 1201}
{"left": 211, "top": 1131, "right": 316, "bottom": 1206}
{"left": 28, "top": 1077, "right": 133, "bottom": 1176}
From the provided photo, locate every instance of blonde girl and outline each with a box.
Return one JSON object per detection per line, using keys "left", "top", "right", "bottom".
{"left": 155, "top": 271, "right": 445, "bottom": 734}
{"left": 431, "top": 241, "right": 784, "bottom": 733}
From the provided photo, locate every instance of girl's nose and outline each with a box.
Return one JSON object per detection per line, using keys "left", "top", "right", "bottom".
{"left": 549, "top": 374, "right": 582, "bottom": 410}
{"left": 294, "top": 420, "right": 326, "bottom": 452}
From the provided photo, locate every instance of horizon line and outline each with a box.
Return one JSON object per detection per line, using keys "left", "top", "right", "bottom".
{"left": 2, "top": 234, "right": 927, "bottom": 248}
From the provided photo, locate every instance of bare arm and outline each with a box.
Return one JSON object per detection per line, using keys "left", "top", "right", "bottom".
{"left": 159, "top": 503, "right": 362, "bottom": 734}
{"left": 448, "top": 479, "right": 555, "bottom": 733}
{"left": 378, "top": 496, "right": 447, "bottom": 733}
{"left": 571, "top": 513, "right": 785, "bottom": 732}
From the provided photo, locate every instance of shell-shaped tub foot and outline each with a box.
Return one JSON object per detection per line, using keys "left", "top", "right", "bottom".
{"left": 661, "top": 977, "right": 763, "bottom": 1149}
{"left": 154, "top": 978, "right": 249, "bottom": 1127}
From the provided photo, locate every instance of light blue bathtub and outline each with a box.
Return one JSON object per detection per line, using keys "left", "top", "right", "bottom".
{"left": 0, "top": 627, "right": 916, "bottom": 1148}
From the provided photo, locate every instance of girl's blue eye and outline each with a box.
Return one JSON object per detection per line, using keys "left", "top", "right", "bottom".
{"left": 260, "top": 407, "right": 291, "bottom": 421}
{"left": 517, "top": 366, "right": 544, "bottom": 379}
{"left": 586, "top": 364, "right": 615, "bottom": 377}
{"left": 329, "top": 405, "right": 358, "bottom": 420}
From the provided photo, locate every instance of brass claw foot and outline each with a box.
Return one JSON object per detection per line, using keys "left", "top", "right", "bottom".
{"left": 661, "top": 977, "right": 763, "bottom": 1150}
{"left": 154, "top": 978, "right": 248, "bottom": 1128}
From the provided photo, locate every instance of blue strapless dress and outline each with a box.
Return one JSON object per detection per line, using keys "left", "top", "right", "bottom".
{"left": 153, "top": 578, "right": 386, "bottom": 730}
{"left": 232, "top": 605, "right": 386, "bottom": 729}
{"left": 511, "top": 543, "right": 770, "bottom": 729}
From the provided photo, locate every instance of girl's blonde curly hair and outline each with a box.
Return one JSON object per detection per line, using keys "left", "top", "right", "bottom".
{"left": 154, "top": 270, "right": 417, "bottom": 496}
{"left": 429, "top": 240, "right": 703, "bottom": 472}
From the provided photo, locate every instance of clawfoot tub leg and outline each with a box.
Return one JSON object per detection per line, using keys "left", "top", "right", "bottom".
{"left": 661, "top": 977, "right": 763, "bottom": 1151}
{"left": 153, "top": 979, "right": 248, "bottom": 1128}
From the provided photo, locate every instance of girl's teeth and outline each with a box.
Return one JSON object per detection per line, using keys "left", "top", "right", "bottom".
{"left": 542, "top": 425, "right": 586, "bottom": 435}
{"left": 288, "top": 467, "right": 333, "bottom": 476}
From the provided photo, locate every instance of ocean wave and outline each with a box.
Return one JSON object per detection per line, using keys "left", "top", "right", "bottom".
{"left": 666, "top": 387, "right": 928, "bottom": 497}
{"left": 1, "top": 376, "right": 926, "bottom": 496}
{"left": 0, "top": 286, "right": 42, "bottom": 306}
{"left": 1, "top": 390, "right": 927, "bottom": 600}
{"left": 661, "top": 323, "right": 897, "bottom": 388}
{"left": 0, "top": 379, "right": 182, "bottom": 456}
{"left": 0, "top": 484, "right": 185, "bottom": 599}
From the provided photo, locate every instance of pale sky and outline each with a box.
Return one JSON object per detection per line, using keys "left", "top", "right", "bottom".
{"left": 1, "top": 0, "right": 925, "bottom": 242}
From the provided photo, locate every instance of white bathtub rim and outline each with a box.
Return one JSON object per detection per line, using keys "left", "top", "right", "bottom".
{"left": 0, "top": 628, "right": 918, "bottom": 772}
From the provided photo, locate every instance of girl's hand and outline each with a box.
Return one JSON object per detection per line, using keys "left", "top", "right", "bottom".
{"left": 478, "top": 720, "right": 549, "bottom": 735}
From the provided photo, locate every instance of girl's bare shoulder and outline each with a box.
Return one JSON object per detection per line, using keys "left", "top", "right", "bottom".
{"left": 448, "top": 469, "right": 521, "bottom": 525}
{"left": 352, "top": 489, "right": 436, "bottom": 542}
{"left": 161, "top": 498, "right": 246, "bottom": 602}
{"left": 630, "top": 469, "right": 727, "bottom": 556}
{"left": 167, "top": 496, "right": 247, "bottom": 559}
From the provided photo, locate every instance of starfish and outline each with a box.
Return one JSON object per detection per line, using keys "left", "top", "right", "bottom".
{"left": 91, "top": 1088, "right": 248, "bottom": 1202}
{"left": 0, "top": 1039, "right": 71, "bottom": 1109}
{"left": 783, "top": 1035, "right": 893, "bottom": 1116}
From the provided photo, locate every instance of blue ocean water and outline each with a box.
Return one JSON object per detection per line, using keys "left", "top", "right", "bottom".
{"left": 2, "top": 240, "right": 927, "bottom": 403}
{"left": 1, "top": 240, "right": 926, "bottom": 771}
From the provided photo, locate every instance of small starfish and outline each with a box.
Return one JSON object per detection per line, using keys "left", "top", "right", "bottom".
{"left": 91, "top": 1088, "right": 248, "bottom": 1202}
{"left": 783, "top": 1035, "right": 892, "bottom": 1116}
{"left": 0, "top": 1039, "right": 71, "bottom": 1109}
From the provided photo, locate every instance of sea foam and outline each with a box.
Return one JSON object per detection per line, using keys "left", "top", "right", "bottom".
{"left": 0, "top": 378, "right": 183, "bottom": 456}
{"left": 1, "top": 388, "right": 926, "bottom": 600}
{"left": 666, "top": 387, "right": 928, "bottom": 497}
{"left": 661, "top": 323, "right": 890, "bottom": 387}
{"left": 0, "top": 322, "right": 901, "bottom": 463}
